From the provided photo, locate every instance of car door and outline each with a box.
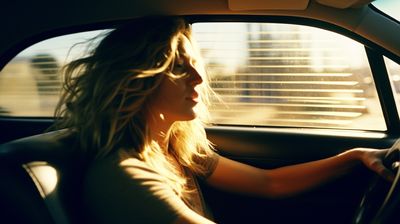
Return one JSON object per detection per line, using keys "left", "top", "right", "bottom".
{"left": 1, "top": 12, "right": 400, "bottom": 224}
{"left": 189, "top": 16, "right": 400, "bottom": 224}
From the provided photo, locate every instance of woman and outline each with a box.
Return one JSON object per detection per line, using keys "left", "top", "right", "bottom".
{"left": 54, "top": 16, "right": 393, "bottom": 223}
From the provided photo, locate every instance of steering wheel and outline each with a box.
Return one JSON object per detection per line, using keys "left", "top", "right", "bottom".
{"left": 353, "top": 140, "right": 400, "bottom": 224}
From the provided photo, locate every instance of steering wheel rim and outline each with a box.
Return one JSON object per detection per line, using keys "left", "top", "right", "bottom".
{"left": 353, "top": 140, "right": 400, "bottom": 224}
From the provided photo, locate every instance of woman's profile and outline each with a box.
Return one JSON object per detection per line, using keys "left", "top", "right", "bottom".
{"left": 53, "top": 16, "right": 394, "bottom": 224}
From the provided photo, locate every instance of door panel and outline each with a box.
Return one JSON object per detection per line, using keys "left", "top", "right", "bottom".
{"left": 202, "top": 126, "right": 394, "bottom": 224}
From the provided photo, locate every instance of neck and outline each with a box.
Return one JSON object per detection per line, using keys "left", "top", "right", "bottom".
{"left": 148, "top": 113, "right": 174, "bottom": 153}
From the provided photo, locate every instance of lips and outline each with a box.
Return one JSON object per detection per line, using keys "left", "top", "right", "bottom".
{"left": 186, "top": 91, "right": 199, "bottom": 103}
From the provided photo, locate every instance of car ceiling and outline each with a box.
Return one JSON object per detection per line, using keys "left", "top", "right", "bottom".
{"left": 0, "top": 0, "right": 398, "bottom": 70}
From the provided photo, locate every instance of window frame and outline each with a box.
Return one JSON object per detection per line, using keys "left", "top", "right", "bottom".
{"left": 0, "top": 15, "right": 399, "bottom": 135}
{"left": 187, "top": 15, "right": 400, "bottom": 133}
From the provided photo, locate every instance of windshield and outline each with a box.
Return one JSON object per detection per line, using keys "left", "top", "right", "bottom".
{"left": 372, "top": 0, "right": 400, "bottom": 21}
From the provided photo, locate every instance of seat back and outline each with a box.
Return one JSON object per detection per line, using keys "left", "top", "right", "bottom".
{"left": 0, "top": 129, "right": 88, "bottom": 224}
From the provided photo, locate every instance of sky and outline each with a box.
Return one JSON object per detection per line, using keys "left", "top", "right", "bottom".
{"left": 373, "top": 0, "right": 400, "bottom": 20}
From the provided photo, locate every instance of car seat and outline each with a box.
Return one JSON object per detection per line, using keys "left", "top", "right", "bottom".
{"left": 0, "top": 129, "right": 88, "bottom": 224}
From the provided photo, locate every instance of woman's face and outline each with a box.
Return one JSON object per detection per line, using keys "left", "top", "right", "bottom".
{"left": 149, "top": 35, "right": 204, "bottom": 123}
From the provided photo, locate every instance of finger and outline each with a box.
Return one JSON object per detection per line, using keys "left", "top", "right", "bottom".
{"left": 382, "top": 168, "right": 395, "bottom": 182}
{"left": 375, "top": 163, "right": 395, "bottom": 182}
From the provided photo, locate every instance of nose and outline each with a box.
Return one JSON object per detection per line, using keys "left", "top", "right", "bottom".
{"left": 188, "top": 65, "right": 203, "bottom": 86}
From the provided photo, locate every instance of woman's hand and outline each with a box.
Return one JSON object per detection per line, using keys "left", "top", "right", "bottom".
{"left": 353, "top": 148, "right": 395, "bottom": 182}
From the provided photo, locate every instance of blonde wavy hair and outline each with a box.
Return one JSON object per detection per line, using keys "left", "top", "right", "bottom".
{"left": 53, "top": 16, "right": 215, "bottom": 197}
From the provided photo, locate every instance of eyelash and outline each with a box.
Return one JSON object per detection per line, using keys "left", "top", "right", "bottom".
{"left": 175, "top": 63, "right": 185, "bottom": 68}
{"left": 173, "top": 60, "right": 186, "bottom": 73}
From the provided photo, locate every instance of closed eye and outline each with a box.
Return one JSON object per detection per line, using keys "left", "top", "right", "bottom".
{"left": 172, "top": 58, "right": 186, "bottom": 75}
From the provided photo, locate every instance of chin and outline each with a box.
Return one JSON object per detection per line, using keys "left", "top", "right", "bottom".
{"left": 180, "top": 111, "right": 198, "bottom": 121}
{"left": 182, "top": 114, "right": 197, "bottom": 121}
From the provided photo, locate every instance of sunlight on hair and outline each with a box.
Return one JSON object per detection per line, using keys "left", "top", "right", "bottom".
{"left": 53, "top": 17, "right": 216, "bottom": 198}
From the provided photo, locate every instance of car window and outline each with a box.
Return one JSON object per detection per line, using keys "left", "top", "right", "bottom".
{"left": 0, "top": 30, "right": 104, "bottom": 117}
{"left": 192, "top": 22, "right": 385, "bottom": 131}
{"left": 385, "top": 56, "right": 400, "bottom": 118}
{"left": 0, "top": 22, "right": 387, "bottom": 131}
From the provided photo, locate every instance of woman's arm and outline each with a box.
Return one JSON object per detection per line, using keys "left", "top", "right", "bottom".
{"left": 206, "top": 148, "right": 393, "bottom": 198}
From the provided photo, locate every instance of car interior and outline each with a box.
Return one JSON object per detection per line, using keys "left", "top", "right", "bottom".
{"left": 0, "top": 0, "right": 400, "bottom": 223}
